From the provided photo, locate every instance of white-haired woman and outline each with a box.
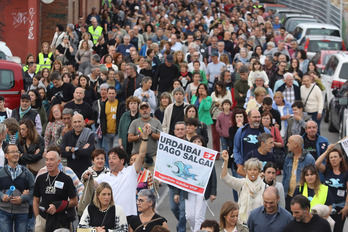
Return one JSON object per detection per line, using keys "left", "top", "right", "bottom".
{"left": 129, "top": 189, "right": 168, "bottom": 232}
{"left": 221, "top": 151, "right": 265, "bottom": 224}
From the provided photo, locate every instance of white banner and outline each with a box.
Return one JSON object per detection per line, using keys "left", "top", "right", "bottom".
{"left": 339, "top": 136, "right": 348, "bottom": 157}
{"left": 154, "top": 132, "right": 217, "bottom": 196}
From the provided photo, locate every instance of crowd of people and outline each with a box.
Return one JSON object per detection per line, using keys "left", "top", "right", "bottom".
{"left": 1, "top": 0, "right": 348, "bottom": 231}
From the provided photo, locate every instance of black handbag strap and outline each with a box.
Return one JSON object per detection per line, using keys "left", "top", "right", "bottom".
{"left": 304, "top": 84, "right": 316, "bottom": 108}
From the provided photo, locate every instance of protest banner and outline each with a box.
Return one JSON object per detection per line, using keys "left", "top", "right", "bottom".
{"left": 154, "top": 132, "right": 217, "bottom": 196}
{"left": 339, "top": 135, "right": 348, "bottom": 157}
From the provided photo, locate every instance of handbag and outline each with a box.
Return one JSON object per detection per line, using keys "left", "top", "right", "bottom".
{"left": 56, "top": 47, "right": 69, "bottom": 65}
{"left": 210, "top": 102, "right": 221, "bottom": 120}
{"left": 27, "top": 158, "right": 46, "bottom": 175}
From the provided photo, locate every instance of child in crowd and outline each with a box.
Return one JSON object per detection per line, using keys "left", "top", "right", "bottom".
{"left": 216, "top": 99, "right": 233, "bottom": 151}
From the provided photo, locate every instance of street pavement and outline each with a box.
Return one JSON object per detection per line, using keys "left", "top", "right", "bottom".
{"left": 154, "top": 120, "right": 346, "bottom": 231}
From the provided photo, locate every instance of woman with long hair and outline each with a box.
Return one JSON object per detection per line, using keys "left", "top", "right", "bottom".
{"left": 289, "top": 58, "right": 303, "bottom": 84}
{"left": 154, "top": 92, "right": 172, "bottom": 124}
{"left": 113, "top": 52, "right": 124, "bottom": 68}
{"left": 75, "top": 40, "right": 93, "bottom": 75}
{"left": 79, "top": 182, "right": 128, "bottom": 231}
{"left": 184, "top": 104, "right": 209, "bottom": 144}
{"left": 23, "top": 53, "right": 38, "bottom": 73}
{"left": 297, "top": 49, "right": 309, "bottom": 74}
{"left": 55, "top": 35, "right": 75, "bottom": 67}
{"left": 37, "top": 87, "right": 50, "bottom": 113}
{"left": 262, "top": 162, "right": 286, "bottom": 208}
{"left": 50, "top": 59, "right": 63, "bottom": 74}
{"left": 219, "top": 201, "right": 248, "bottom": 232}
{"left": 28, "top": 89, "right": 48, "bottom": 136}
{"left": 315, "top": 145, "right": 348, "bottom": 232}
{"left": 44, "top": 104, "right": 65, "bottom": 152}
{"left": 37, "top": 42, "right": 54, "bottom": 71}
{"left": 16, "top": 119, "right": 45, "bottom": 175}
{"left": 293, "top": 164, "right": 333, "bottom": 210}
{"left": 261, "top": 112, "right": 284, "bottom": 148}
{"left": 190, "top": 83, "right": 213, "bottom": 126}
{"left": 174, "top": 51, "right": 185, "bottom": 69}
{"left": 78, "top": 75, "right": 98, "bottom": 106}
{"left": 40, "top": 68, "right": 51, "bottom": 88}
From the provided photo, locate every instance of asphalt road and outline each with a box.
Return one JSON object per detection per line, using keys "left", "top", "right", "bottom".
{"left": 154, "top": 120, "right": 346, "bottom": 231}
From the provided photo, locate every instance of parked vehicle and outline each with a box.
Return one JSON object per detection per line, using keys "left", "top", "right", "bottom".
{"left": 311, "top": 50, "right": 348, "bottom": 73}
{"left": 0, "top": 60, "right": 25, "bottom": 109}
{"left": 299, "top": 35, "right": 345, "bottom": 59}
{"left": 262, "top": 3, "right": 286, "bottom": 12}
{"left": 0, "top": 41, "right": 21, "bottom": 64}
{"left": 293, "top": 23, "right": 341, "bottom": 44}
{"left": 321, "top": 52, "right": 348, "bottom": 123}
{"left": 285, "top": 18, "right": 318, "bottom": 34}
{"left": 328, "top": 81, "right": 348, "bottom": 139}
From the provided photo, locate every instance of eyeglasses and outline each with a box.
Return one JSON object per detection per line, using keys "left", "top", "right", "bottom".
{"left": 8, "top": 151, "right": 20, "bottom": 154}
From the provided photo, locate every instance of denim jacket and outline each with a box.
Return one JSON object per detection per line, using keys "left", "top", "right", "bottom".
{"left": 282, "top": 150, "right": 315, "bottom": 196}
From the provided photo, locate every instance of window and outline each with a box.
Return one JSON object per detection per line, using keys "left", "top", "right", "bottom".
{"left": 324, "top": 56, "right": 339, "bottom": 75}
{"left": 307, "top": 29, "right": 340, "bottom": 37}
{"left": 339, "top": 63, "right": 348, "bottom": 80}
{"left": 293, "top": 27, "right": 303, "bottom": 40}
{"left": 0, "top": 70, "right": 15, "bottom": 90}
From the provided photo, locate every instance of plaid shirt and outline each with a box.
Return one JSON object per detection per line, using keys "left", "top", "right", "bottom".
{"left": 283, "top": 85, "right": 296, "bottom": 105}
{"left": 6, "top": 164, "right": 22, "bottom": 181}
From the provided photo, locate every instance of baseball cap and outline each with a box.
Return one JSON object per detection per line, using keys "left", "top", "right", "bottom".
{"left": 139, "top": 102, "right": 150, "bottom": 109}
{"left": 211, "top": 51, "right": 219, "bottom": 57}
{"left": 166, "top": 54, "right": 174, "bottom": 63}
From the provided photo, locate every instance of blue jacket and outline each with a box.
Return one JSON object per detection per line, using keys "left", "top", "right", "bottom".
{"left": 272, "top": 99, "right": 293, "bottom": 130}
{"left": 139, "top": 44, "right": 148, "bottom": 57}
{"left": 282, "top": 151, "right": 315, "bottom": 196}
{"left": 233, "top": 124, "right": 271, "bottom": 165}
{"left": 302, "top": 133, "right": 329, "bottom": 160}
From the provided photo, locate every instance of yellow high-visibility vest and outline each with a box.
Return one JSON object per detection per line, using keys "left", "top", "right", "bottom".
{"left": 88, "top": 25, "right": 103, "bottom": 44}
{"left": 38, "top": 52, "right": 53, "bottom": 70}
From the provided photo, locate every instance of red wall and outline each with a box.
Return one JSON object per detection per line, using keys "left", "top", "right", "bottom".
{"left": 0, "top": 0, "right": 39, "bottom": 63}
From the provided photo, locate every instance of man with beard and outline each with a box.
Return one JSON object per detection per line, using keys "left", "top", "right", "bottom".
{"left": 233, "top": 109, "right": 271, "bottom": 173}
{"left": 128, "top": 102, "right": 162, "bottom": 172}
{"left": 284, "top": 195, "right": 330, "bottom": 232}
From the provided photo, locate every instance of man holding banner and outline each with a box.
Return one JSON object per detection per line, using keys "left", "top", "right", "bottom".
{"left": 154, "top": 121, "right": 217, "bottom": 232}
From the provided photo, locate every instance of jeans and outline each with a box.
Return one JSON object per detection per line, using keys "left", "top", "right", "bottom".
{"left": 220, "top": 136, "right": 232, "bottom": 151}
{"left": 0, "top": 209, "right": 28, "bottom": 232}
{"left": 168, "top": 186, "right": 186, "bottom": 232}
{"left": 102, "top": 133, "right": 119, "bottom": 152}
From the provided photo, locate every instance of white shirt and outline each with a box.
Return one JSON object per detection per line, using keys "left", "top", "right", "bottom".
{"left": 95, "top": 165, "right": 138, "bottom": 216}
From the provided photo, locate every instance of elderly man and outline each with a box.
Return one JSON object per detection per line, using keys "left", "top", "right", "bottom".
{"left": 152, "top": 27, "right": 168, "bottom": 44}
{"left": 284, "top": 195, "right": 331, "bottom": 231}
{"left": 247, "top": 187, "right": 292, "bottom": 232}
{"left": 33, "top": 150, "right": 78, "bottom": 232}
{"left": 153, "top": 54, "right": 180, "bottom": 95}
{"left": 283, "top": 135, "right": 315, "bottom": 211}
{"left": 128, "top": 102, "right": 162, "bottom": 171}
{"left": 271, "top": 40, "right": 290, "bottom": 57}
{"left": 188, "top": 51, "right": 206, "bottom": 73}
{"left": 170, "top": 34, "right": 183, "bottom": 52}
{"left": 0, "top": 144, "right": 35, "bottom": 232}
{"left": 116, "top": 35, "right": 135, "bottom": 56}
{"left": 120, "top": 63, "right": 144, "bottom": 99}
{"left": 275, "top": 73, "right": 301, "bottom": 104}
{"left": 250, "top": 27, "right": 266, "bottom": 49}
{"left": 88, "top": 17, "right": 103, "bottom": 45}
{"left": 237, "top": 133, "right": 275, "bottom": 177}
{"left": 60, "top": 113, "right": 95, "bottom": 178}
{"left": 302, "top": 120, "right": 329, "bottom": 160}
{"left": 64, "top": 87, "right": 95, "bottom": 127}
{"left": 217, "top": 41, "right": 231, "bottom": 63}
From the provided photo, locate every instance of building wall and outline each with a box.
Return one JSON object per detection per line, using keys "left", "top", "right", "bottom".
{"left": 0, "top": 0, "right": 39, "bottom": 62}
{"left": 0, "top": 0, "right": 100, "bottom": 63}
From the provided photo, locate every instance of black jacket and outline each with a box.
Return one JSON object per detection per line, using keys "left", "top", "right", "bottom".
{"left": 276, "top": 83, "right": 301, "bottom": 101}
{"left": 100, "top": 100, "right": 126, "bottom": 135}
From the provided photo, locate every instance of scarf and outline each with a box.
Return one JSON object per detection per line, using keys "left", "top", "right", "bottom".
{"left": 238, "top": 175, "right": 265, "bottom": 224}
{"left": 19, "top": 106, "right": 31, "bottom": 119}
{"left": 181, "top": 71, "right": 188, "bottom": 77}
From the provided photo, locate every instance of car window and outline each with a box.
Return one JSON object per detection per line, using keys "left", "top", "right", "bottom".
{"left": 293, "top": 27, "right": 303, "bottom": 40}
{"left": 323, "top": 54, "right": 334, "bottom": 66}
{"left": 308, "top": 41, "right": 343, "bottom": 52}
{"left": 339, "top": 63, "right": 348, "bottom": 80}
{"left": 306, "top": 28, "right": 340, "bottom": 37}
{"left": 287, "top": 20, "right": 316, "bottom": 33}
{"left": 0, "top": 69, "right": 15, "bottom": 90}
{"left": 324, "top": 56, "right": 339, "bottom": 75}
